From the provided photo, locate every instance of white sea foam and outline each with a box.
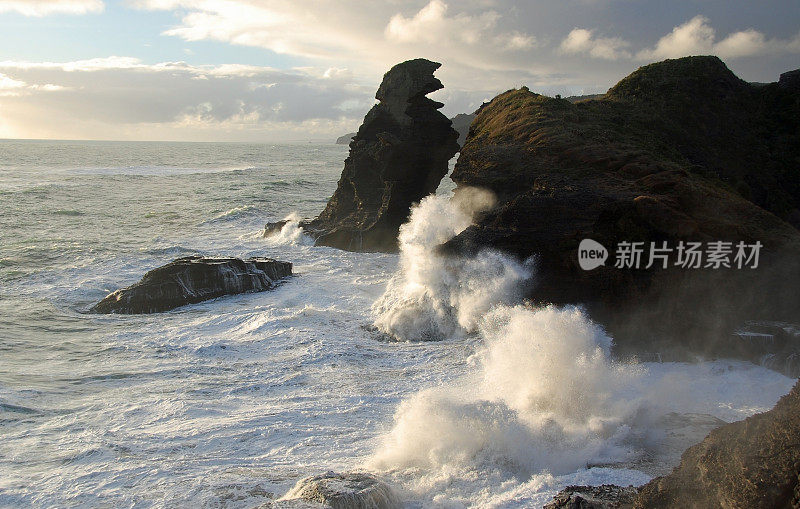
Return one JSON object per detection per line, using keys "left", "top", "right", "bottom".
{"left": 370, "top": 305, "right": 645, "bottom": 477}
{"left": 367, "top": 191, "right": 795, "bottom": 506}
{"left": 266, "top": 212, "right": 314, "bottom": 246}
{"left": 369, "top": 192, "right": 644, "bottom": 489}
{"left": 372, "top": 189, "right": 533, "bottom": 341}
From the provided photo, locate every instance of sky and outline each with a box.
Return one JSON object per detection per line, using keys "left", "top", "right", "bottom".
{"left": 0, "top": 0, "right": 798, "bottom": 142}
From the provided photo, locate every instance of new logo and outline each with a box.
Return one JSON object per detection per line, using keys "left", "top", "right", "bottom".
{"left": 578, "top": 239, "right": 608, "bottom": 270}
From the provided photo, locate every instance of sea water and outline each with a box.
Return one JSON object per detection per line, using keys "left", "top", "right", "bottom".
{"left": 0, "top": 139, "right": 794, "bottom": 507}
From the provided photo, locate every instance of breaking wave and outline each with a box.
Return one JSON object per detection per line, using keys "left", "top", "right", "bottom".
{"left": 371, "top": 188, "right": 534, "bottom": 341}
{"left": 370, "top": 304, "right": 645, "bottom": 478}
{"left": 369, "top": 190, "right": 645, "bottom": 483}
{"left": 266, "top": 212, "right": 314, "bottom": 246}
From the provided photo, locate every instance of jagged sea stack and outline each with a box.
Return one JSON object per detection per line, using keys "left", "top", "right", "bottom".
{"left": 269, "top": 59, "right": 459, "bottom": 252}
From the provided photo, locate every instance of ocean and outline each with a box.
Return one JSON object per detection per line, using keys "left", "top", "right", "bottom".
{"left": 0, "top": 139, "right": 794, "bottom": 507}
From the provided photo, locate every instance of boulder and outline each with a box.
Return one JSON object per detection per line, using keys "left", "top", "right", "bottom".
{"left": 90, "top": 256, "right": 291, "bottom": 314}
{"left": 544, "top": 485, "right": 638, "bottom": 509}
{"left": 445, "top": 56, "right": 800, "bottom": 356}
{"left": 633, "top": 378, "right": 800, "bottom": 508}
{"left": 267, "top": 58, "right": 459, "bottom": 252}
{"left": 279, "top": 472, "right": 401, "bottom": 509}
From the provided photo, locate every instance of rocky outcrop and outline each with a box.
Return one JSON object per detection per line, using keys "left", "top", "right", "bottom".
{"left": 278, "top": 472, "right": 400, "bottom": 509}
{"left": 266, "top": 58, "right": 459, "bottom": 252}
{"left": 445, "top": 56, "right": 800, "bottom": 355}
{"left": 449, "top": 113, "right": 475, "bottom": 147}
{"left": 90, "top": 256, "right": 291, "bottom": 314}
{"left": 779, "top": 69, "right": 800, "bottom": 92}
{"left": 544, "top": 485, "right": 638, "bottom": 509}
{"left": 335, "top": 133, "right": 356, "bottom": 145}
{"left": 633, "top": 378, "right": 800, "bottom": 508}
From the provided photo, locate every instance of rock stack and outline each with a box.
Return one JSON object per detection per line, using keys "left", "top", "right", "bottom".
{"left": 267, "top": 58, "right": 459, "bottom": 252}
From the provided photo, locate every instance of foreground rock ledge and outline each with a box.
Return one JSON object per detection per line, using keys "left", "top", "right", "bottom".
{"left": 266, "top": 58, "right": 459, "bottom": 252}
{"left": 543, "top": 379, "right": 800, "bottom": 509}
{"left": 633, "top": 378, "right": 800, "bottom": 508}
{"left": 91, "top": 256, "right": 292, "bottom": 314}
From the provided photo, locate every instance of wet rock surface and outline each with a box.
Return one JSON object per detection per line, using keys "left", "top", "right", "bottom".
{"left": 544, "top": 484, "right": 639, "bottom": 509}
{"left": 267, "top": 58, "right": 459, "bottom": 252}
{"left": 278, "top": 472, "right": 400, "bottom": 509}
{"left": 91, "top": 256, "right": 292, "bottom": 314}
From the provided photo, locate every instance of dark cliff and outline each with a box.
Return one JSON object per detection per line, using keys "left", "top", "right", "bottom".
{"left": 446, "top": 56, "right": 800, "bottom": 354}
{"left": 272, "top": 58, "right": 459, "bottom": 252}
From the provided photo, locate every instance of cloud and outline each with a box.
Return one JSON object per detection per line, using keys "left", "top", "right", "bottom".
{"left": 0, "top": 73, "right": 26, "bottom": 90}
{"left": 0, "top": 0, "right": 103, "bottom": 16}
{"left": 4, "top": 2, "right": 799, "bottom": 141}
{"left": 637, "top": 15, "right": 800, "bottom": 60}
{"left": 0, "top": 57, "right": 375, "bottom": 140}
{"left": 133, "top": 0, "right": 537, "bottom": 73}
{"left": 560, "top": 28, "right": 631, "bottom": 60}
{"left": 385, "top": 0, "right": 533, "bottom": 50}
{"left": 636, "top": 15, "right": 715, "bottom": 59}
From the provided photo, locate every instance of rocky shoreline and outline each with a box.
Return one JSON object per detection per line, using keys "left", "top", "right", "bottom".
{"left": 263, "top": 56, "right": 800, "bottom": 508}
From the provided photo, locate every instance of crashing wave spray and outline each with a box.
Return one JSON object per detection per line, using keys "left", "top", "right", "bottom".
{"left": 371, "top": 188, "right": 534, "bottom": 341}
{"left": 370, "top": 305, "right": 644, "bottom": 478}
{"left": 266, "top": 212, "right": 314, "bottom": 246}
{"left": 368, "top": 189, "right": 646, "bottom": 487}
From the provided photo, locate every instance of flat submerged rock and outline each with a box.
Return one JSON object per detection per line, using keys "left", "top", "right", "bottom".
{"left": 91, "top": 255, "right": 292, "bottom": 314}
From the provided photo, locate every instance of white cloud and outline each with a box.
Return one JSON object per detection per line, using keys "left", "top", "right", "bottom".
{"left": 560, "top": 28, "right": 631, "bottom": 60}
{"left": 0, "top": 0, "right": 103, "bottom": 16}
{"left": 0, "top": 58, "right": 375, "bottom": 140}
{"left": 0, "top": 73, "right": 26, "bottom": 89}
{"left": 385, "top": 0, "right": 525, "bottom": 49}
{"left": 0, "top": 72, "right": 65, "bottom": 97}
{"left": 637, "top": 15, "right": 800, "bottom": 60}
{"left": 637, "top": 15, "right": 715, "bottom": 59}
{"left": 133, "top": 0, "right": 538, "bottom": 75}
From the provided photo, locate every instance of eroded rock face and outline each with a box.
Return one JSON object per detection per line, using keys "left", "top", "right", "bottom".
{"left": 633, "top": 379, "right": 800, "bottom": 509}
{"left": 279, "top": 472, "right": 401, "bottom": 509}
{"left": 267, "top": 58, "right": 459, "bottom": 252}
{"left": 90, "top": 256, "right": 292, "bottom": 314}
{"left": 446, "top": 56, "right": 800, "bottom": 355}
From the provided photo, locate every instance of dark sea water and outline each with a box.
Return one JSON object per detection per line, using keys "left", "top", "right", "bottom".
{"left": 0, "top": 140, "right": 793, "bottom": 507}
